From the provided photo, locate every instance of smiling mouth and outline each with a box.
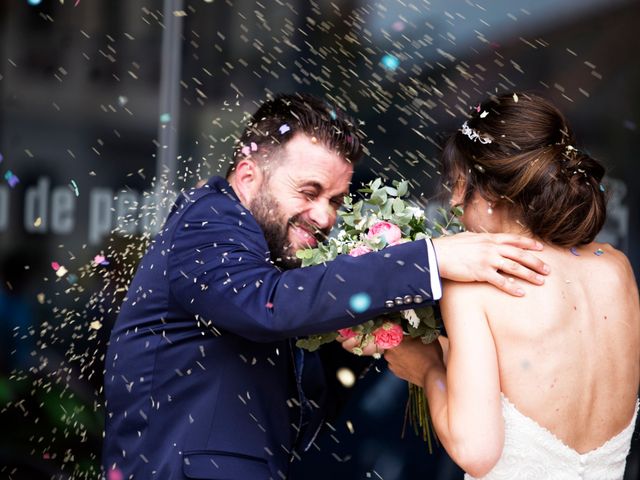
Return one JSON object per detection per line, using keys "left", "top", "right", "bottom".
{"left": 290, "top": 224, "right": 319, "bottom": 248}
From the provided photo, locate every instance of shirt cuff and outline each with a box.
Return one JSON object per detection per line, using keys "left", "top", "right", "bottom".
{"left": 424, "top": 238, "right": 442, "bottom": 301}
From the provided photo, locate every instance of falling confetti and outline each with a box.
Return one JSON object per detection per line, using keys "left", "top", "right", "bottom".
{"left": 381, "top": 54, "right": 400, "bottom": 71}
{"left": 279, "top": 124, "right": 291, "bottom": 134}
{"left": 265, "top": 302, "right": 274, "bottom": 309}
{"left": 69, "top": 179, "right": 79, "bottom": 196}
{"left": 28, "top": 0, "right": 42, "bottom": 6}
{"left": 93, "top": 254, "right": 110, "bottom": 266}
{"left": 0, "top": 152, "right": 3, "bottom": 163}
{"left": 4, "top": 170, "right": 19, "bottom": 187}
{"left": 118, "top": 95, "right": 128, "bottom": 107}
{"left": 349, "top": 292, "right": 371, "bottom": 313}
{"left": 34, "top": 217, "right": 42, "bottom": 227}
{"left": 89, "top": 321, "right": 102, "bottom": 330}
{"left": 570, "top": 247, "right": 580, "bottom": 256}
{"left": 594, "top": 248, "right": 605, "bottom": 256}
{"left": 480, "top": 111, "right": 489, "bottom": 118}
{"left": 159, "top": 113, "right": 171, "bottom": 123}
{"left": 513, "top": 93, "right": 519, "bottom": 102}
{"left": 599, "top": 184, "right": 606, "bottom": 192}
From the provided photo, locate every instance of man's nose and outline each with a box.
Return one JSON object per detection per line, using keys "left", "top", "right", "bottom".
{"left": 308, "top": 200, "right": 335, "bottom": 230}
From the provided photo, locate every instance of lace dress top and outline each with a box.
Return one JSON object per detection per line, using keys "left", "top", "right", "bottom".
{"left": 465, "top": 395, "right": 639, "bottom": 480}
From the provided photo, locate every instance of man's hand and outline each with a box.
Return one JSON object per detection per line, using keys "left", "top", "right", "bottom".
{"left": 431, "top": 232, "right": 549, "bottom": 296}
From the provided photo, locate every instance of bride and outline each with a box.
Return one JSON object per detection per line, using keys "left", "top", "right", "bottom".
{"left": 384, "top": 93, "right": 639, "bottom": 479}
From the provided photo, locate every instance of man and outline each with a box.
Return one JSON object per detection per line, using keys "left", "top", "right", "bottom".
{"left": 103, "top": 93, "right": 548, "bottom": 479}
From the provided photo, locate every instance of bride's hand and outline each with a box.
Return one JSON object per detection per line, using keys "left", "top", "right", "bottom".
{"left": 384, "top": 337, "right": 444, "bottom": 386}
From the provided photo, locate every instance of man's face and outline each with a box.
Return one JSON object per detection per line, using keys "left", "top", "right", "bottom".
{"left": 249, "top": 133, "right": 354, "bottom": 269}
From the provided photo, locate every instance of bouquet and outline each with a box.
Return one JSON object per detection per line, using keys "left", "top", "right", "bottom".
{"left": 295, "top": 178, "right": 463, "bottom": 451}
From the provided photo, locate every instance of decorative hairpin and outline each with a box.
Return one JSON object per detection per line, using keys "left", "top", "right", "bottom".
{"left": 460, "top": 121, "right": 492, "bottom": 144}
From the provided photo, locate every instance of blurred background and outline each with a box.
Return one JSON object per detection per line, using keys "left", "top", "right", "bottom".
{"left": 0, "top": 0, "right": 638, "bottom": 478}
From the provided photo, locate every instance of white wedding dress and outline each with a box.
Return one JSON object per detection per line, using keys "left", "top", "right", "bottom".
{"left": 465, "top": 395, "right": 639, "bottom": 480}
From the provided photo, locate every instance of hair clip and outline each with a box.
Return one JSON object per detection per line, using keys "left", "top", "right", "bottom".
{"left": 460, "top": 121, "right": 492, "bottom": 144}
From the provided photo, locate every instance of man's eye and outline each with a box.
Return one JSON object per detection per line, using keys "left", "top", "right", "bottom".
{"left": 330, "top": 199, "right": 343, "bottom": 208}
{"left": 302, "top": 191, "right": 317, "bottom": 199}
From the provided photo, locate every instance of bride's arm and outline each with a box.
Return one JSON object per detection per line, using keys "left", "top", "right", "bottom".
{"left": 386, "top": 281, "right": 503, "bottom": 477}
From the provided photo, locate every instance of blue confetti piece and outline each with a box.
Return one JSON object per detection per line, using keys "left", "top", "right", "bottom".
{"left": 569, "top": 247, "right": 580, "bottom": 256}
{"left": 4, "top": 170, "right": 19, "bottom": 188}
{"left": 381, "top": 54, "right": 400, "bottom": 71}
{"left": 159, "top": 113, "right": 171, "bottom": 123}
{"left": 70, "top": 179, "right": 79, "bottom": 197}
{"left": 349, "top": 293, "right": 371, "bottom": 313}
{"left": 594, "top": 248, "right": 604, "bottom": 256}
{"left": 599, "top": 184, "right": 605, "bottom": 192}
{"left": 0, "top": 152, "right": 3, "bottom": 163}
{"left": 28, "top": 0, "right": 42, "bottom": 5}
{"left": 329, "top": 110, "right": 337, "bottom": 120}
{"left": 66, "top": 274, "right": 79, "bottom": 284}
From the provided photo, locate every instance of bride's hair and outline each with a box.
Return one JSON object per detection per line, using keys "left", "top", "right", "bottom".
{"left": 441, "top": 92, "right": 607, "bottom": 247}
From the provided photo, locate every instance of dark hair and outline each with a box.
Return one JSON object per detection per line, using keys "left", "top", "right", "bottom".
{"left": 226, "top": 93, "right": 363, "bottom": 177}
{"left": 441, "top": 92, "right": 607, "bottom": 247}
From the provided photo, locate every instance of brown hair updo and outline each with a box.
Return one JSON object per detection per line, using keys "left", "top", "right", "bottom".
{"left": 441, "top": 92, "right": 607, "bottom": 247}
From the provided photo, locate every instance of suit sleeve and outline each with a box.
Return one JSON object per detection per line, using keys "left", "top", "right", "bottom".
{"left": 168, "top": 193, "right": 438, "bottom": 342}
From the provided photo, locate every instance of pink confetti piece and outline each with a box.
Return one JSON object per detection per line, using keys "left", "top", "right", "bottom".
{"left": 241, "top": 145, "right": 251, "bottom": 156}
{"left": 265, "top": 302, "right": 274, "bottom": 309}
{"left": 93, "top": 254, "right": 106, "bottom": 265}
{"left": 51, "top": 262, "right": 60, "bottom": 271}
{"left": 250, "top": 142, "right": 258, "bottom": 152}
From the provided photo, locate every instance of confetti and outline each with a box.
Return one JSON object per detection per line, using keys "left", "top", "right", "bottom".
{"left": 513, "top": 93, "right": 519, "bottom": 102}
{"left": 89, "top": 321, "right": 102, "bottom": 331}
{"left": 336, "top": 368, "right": 356, "bottom": 388}
{"left": 159, "top": 113, "right": 171, "bottom": 123}
{"left": 4, "top": 170, "right": 19, "bottom": 187}
{"left": 70, "top": 179, "right": 79, "bottom": 196}
{"left": 279, "top": 124, "right": 291, "bottom": 134}
{"left": 93, "top": 254, "right": 110, "bottom": 266}
{"left": 349, "top": 292, "right": 371, "bottom": 313}
{"left": 28, "top": 0, "right": 42, "bottom": 5}
{"left": 391, "top": 21, "right": 405, "bottom": 32}
{"left": 250, "top": 142, "right": 258, "bottom": 152}
{"left": 0, "top": 152, "right": 3, "bottom": 163}
{"left": 265, "top": 302, "right": 274, "bottom": 309}
{"left": 66, "top": 273, "right": 78, "bottom": 284}
{"left": 37, "top": 293, "right": 45, "bottom": 304}
{"left": 51, "top": 262, "right": 60, "bottom": 271}
{"left": 381, "top": 54, "right": 400, "bottom": 71}
{"left": 56, "top": 266, "right": 68, "bottom": 278}
{"left": 569, "top": 247, "right": 580, "bottom": 256}
{"left": 34, "top": 217, "right": 42, "bottom": 227}
{"left": 599, "top": 184, "right": 606, "bottom": 192}
{"left": 594, "top": 248, "right": 604, "bottom": 256}
{"left": 480, "top": 111, "right": 489, "bottom": 118}
{"left": 329, "top": 110, "right": 337, "bottom": 120}
{"left": 118, "top": 96, "right": 128, "bottom": 106}
{"left": 475, "top": 104, "right": 481, "bottom": 113}
{"left": 241, "top": 145, "right": 251, "bottom": 156}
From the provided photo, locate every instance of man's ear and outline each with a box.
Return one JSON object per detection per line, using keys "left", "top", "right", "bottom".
{"left": 229, "top": 158, "right": 264, "bottom": 206}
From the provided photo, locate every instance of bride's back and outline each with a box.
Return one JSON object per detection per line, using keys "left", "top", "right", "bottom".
{"left": 483, "top": 241, "right": 639, "bottom": 453}
{"left": 439, "top": 92, "right": 640, "bottom": 458}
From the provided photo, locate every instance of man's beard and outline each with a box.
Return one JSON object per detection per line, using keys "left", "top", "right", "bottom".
{"left": 249, "top": 189, "right": 328, "bottom": 270}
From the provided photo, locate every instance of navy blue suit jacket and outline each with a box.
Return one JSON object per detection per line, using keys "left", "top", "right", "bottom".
{"left": 103, "top": 176, "right": 437, "bottom": 479}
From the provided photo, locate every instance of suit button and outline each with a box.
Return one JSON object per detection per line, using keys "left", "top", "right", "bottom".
{"left": 413, "top": 295, "right": 423, "bottom": 304}
{"left": 394, "top": 297, "right": 403, "bottom": 305}
{"left": 403, "top": 295, "right": 413, "bottom": 304}
{"left": 385, "top": 300, "right": 395, "bottom": 308}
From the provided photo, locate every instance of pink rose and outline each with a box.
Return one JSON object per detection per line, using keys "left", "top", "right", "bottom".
{"left": 338, "top": 328, "right": 357, "bottom": 339}
{"left": 349, "top": 245, "right": 373, "bottom": 257}
{"left": 367, "top": 221, "right": 402, "bottom": 245}
{"left": 373, "top": 322, "right": 404, "bottom": 349}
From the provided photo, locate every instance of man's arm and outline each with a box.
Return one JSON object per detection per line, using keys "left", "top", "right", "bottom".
{"left": 167, "top": 197, "right": 437, "bottom": 342}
